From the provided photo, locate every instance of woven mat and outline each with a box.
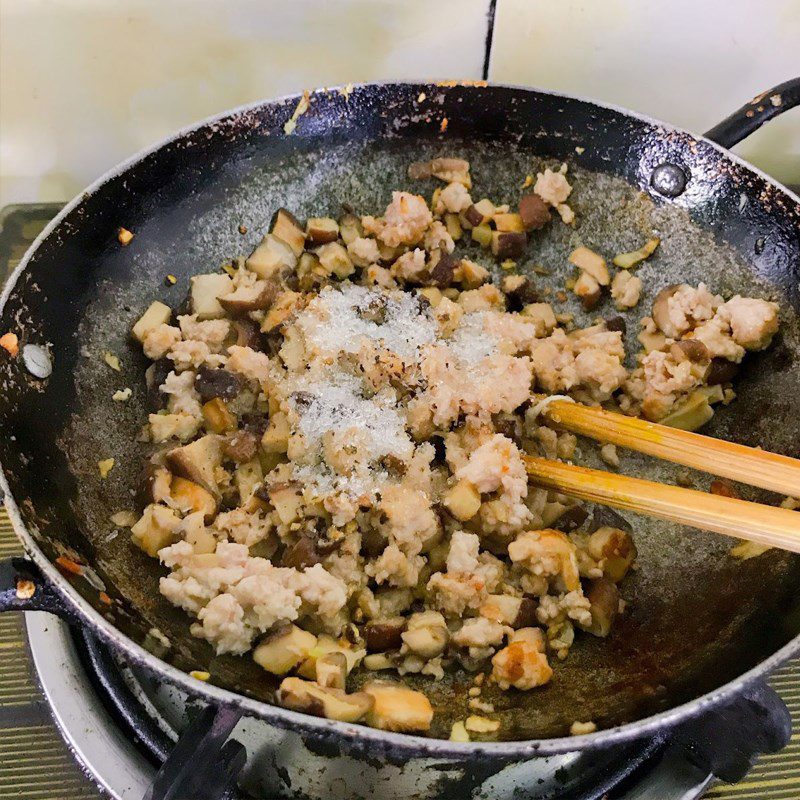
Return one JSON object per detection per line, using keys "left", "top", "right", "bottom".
{"left": 0, "top": 205, "right": 798, "bottom": 799}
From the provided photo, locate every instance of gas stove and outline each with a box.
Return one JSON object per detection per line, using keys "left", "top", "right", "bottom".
{"left": 1, "top": 203, "right": 798, "bottom": 800}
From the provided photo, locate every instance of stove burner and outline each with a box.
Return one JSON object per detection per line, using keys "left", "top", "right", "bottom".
{"left": 66, "top": 624, "right": 707, "bottom": 800}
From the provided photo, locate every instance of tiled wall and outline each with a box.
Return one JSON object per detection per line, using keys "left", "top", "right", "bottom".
{"left": 0, "top": 0, "right": 797, "bottom": 208}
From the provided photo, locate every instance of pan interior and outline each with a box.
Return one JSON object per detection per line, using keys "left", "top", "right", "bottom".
{"left": 2, "top": 100, "right": 799, "bottom": 740}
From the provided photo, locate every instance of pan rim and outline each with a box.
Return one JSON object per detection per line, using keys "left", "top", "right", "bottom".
{"left": 1, "top": 80, "right": 799, "bottom": 757}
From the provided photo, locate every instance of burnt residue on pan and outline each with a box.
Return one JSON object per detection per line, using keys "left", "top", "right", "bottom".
{"left": 1, "top": 83, "right": 800, "bottom": 741}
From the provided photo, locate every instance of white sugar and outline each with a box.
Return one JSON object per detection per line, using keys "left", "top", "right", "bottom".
{"left": 287, "top": 285, "right": 499, "bottom": 499}
{"left": 448, "top": 312, "right": 498, "bottom": 365}
{"left": 296, "top": 284, "right": 437, "bottom": 359}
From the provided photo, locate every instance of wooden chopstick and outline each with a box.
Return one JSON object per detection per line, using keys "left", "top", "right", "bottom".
{"left": 535, "top": 397, "right": 800, "bottom": 498}
{"left": 524, "top": 455, "right": 800, "bottom": 553}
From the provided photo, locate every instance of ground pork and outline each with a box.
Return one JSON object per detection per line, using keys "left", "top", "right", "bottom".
{"left": 178, "top": 315, "right": 231, "bottom": 351}
{"left": 168, "top": 340, "right": 226, "bottom": 371}
{"left": 390, "top": 248, "right": 427, "bottom": 281}
{"left": 611, "top": 271, "right": 642, "bottom": 310}
{"left": 452, "top": 617, "right": 507, "bottom": 649}
{"left": 419, "top": 347, "right": 533, "bottom": 427}
{"left": 366, "top": 544, "right": 425, "bottom": 588}
{"left": 226, "top": 345, "right": 272, "bottom": 384}
{"left": 534, "top": 167, "right": 572, "bottom": 207}
{"left": 456, "top": 434, "right": 527, "bottom": 497}
{"left": 492, "top": 642, "right": 553, "bottom": 690}
{"left": 655, "top": 283, "right": 721, "bottom": 339}
{"left": 435, "top": 181, "right": 472, "bottom": 214}
{"left": 424, "top": 221, "right": 455, "bottom": 254}
{"left": 149, "top": 412, "right": 200, "bottom": 442}
{"left": 446, "top": 530, "right": 481, "bottom": 574}
{"left": 213, "top": 508, "right": 273, "bottom": 547}
{"left": 530, "top": 328, "right": 627, "bottom": 402}
{"left": 508, "top": 530, "right": 581, "bottom": 593}
{"left": 143, "top": 324, "right": 181, "bottom": 360}
{"left": 379, "top": 192, "right": 433, "bottom": 247}
{"left": 347, "top": 237, "right": 381, "bottom": 267}
{"left": 719, "top": 296, "right": 779, "bottom": 350}
{"left": 161, "top": 370, "right": 202, "bottom": 418}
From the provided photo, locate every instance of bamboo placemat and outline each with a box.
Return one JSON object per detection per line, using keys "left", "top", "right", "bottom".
{"left": 0, "top": 204, "right": 798, "bottom": 799}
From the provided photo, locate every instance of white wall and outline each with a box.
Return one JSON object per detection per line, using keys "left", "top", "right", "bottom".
{"left": 491, "top": 0, "right": 800, "bottom": 185}
{"left": 1, "top": 0, "right": 797, "bottom": 209}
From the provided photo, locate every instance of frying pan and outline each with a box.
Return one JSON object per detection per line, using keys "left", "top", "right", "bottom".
{"left": 1, "top": 79, "right": 800, "bottom": 788}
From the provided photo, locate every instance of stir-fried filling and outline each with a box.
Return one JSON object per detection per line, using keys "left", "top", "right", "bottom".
{"left": 126, "top": 157, "right": 779, "bottom": 737}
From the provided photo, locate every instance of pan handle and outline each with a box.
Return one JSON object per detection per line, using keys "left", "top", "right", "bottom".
{"left": 616, "top": 681, "right": 792, "bottom": 799}
{"left": 0, "top": 556, "right": 76, "bottom": 619}
{"left": 704, "top": 77, "right": 800, "bottom": 149}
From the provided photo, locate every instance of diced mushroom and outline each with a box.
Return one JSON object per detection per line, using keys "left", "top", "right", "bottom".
{"left": 569, "top": 247, "right": 609, "bottom": 286}
{"left": 219, "top": 281, "right": 277, "bottom": 315}
{"left": 587, "top": 526, "right": 637, "bottom": 582}
{"left": 276, "top": 677, "right": 373, "bottom": 722}
{"left": 315, "top": 652, "right": 348, "bottom": 690}
{"left": 429, "top": 157, "right": 471, "bottom": 186}
{"left": 246, "top": 234, "right": 297, "bottom": 279}
{"left": 479, "top": 595, "right": 538, "bottom": 628}
{"left": 337, "top": 213, "right": 362, "bottom": 246}
{"left": 362, "top": 681, "right": 434, "bottom": 732}
{"left": 202, "top": 398, "right": 237, "bottom": 433}
{"left": 491, "top": 231, "right": 527, "bottom": 259}
{"left": 502, "top": 275, "right": 539, "bottom": 311}
{"left": 465, "top": 715, "right": 500, "bottom": 734}
{"left": 234, "top": 458, "right": 263, "bottom": 504}
{"left": 280, "top": 535, "right": 323, "bottom": 570}
{"left": 427, "top": 252, "right": 458, "bottom": 288}
{"left": 443, "top": 213, "right": 463, "bottom": 241}
{"left": 573, "top": 271, "right": 602, "bottom": 311}
{"left": 604, "top": 316, "right": 627, "bottom": 335}
{"left": 169, "top": 476, "right": 218, "bottom": 522}
{"left": 132, "top": 301, "right": 172, "bottom": 343}
{"left": 253, "top": 624, "right": 317, "bottom": 675}
{"left": 190, "top": 274, "right": 234, "bottom": 320}
{"left": 363, "top": 617, "right": 406, "bottom": 652}
{"left": 660, "top": 388, "right": 720, "bottom": 431}
{"left": 672, "top": 339, "right": 710, "bottom": 364}
{"left": 493, "top": 213, "right": 525, "bottom": 233}
{"left": 459, "top": 259, "right": 489, "bottom": 288}
{"left": 316, "top": 242, "right": 354, "bottom": 279}
{"left": 296, "top": 634, "right": 365, "bottom": 680}
{"left": 222, "top": 430, "right": 260, "bottom": 463}
{"left": 581, "top": 577, "right": 619, "bottom": 637}
{"left": 137, "top": 464, "right": 172, "bottom": 507}
{"left": 271, "top": 209, "right": 306, "bottom": 257}
{"left": 261, "top": 411, "right": 291, "bottom": 453}
{"left": 166, "top": 434, "right": 222, "bottom": 497}
{"left": 518, "top": 194, "right": 551, "bottom": 230}
{"left": 145, "top": 358, "right": 172, "bottom": 411}
{"left": 613, "top": 237, "right": 660, "bottom": 269}
{"left": 706, "top": 357, "right": 739, "bottom": 385}
{"left": 232, "top": 319, "right": 262, "bottom": 349}
{"left": 443, "top": 479, "right": 481, "bottom": 521}
{"left": 305, "top": 217, "right": 340, "bottom": 245}
{"left": 521, "top": 303, "right": 557, "bottom": 336}
{"left": 195, "top": 367, "right": 244, "bottom": 403}
{"left": 471, "top": 224, "right": 493, "bottom": 248}
{"left": 261, "top": 291, "right": 303, "bottom": 333}
{"left": 651, "top": 285, "right": 681, "bottom": 336}
{"left": 267, "top": 482, "right": 303, "bottom": 524}
{"left": 131, "top": 503, "right": 181, "bottom": 557}
{"left": 465, "top": 199, "right": 494, "bottom": 227}
{"left": 401, "top": 611, "right": 448, "bottom": 658}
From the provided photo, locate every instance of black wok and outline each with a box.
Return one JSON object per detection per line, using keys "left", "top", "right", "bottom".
{"left": 1, "top": 80, "right": 800, "bottom": 778}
